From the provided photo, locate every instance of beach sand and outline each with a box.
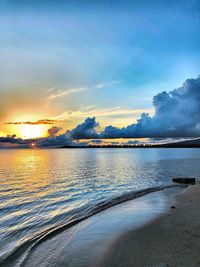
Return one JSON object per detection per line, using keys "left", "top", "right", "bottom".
{"left": 100, "top": 184, "right": 200, "bottom": 267}
{"left": 4, "top": 185, "right": 199, "bottom": 267}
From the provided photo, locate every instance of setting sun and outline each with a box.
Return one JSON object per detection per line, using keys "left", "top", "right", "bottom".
{"left": 19, "top": 125, "right": 47, "bottom": 139}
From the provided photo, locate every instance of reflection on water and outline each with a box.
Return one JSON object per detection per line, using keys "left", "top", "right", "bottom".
{"left": 0, "top": 148, "right": 200, "bottom": 260}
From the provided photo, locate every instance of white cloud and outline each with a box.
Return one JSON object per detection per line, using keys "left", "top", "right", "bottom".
{"left": 51, "top": 106, "right": 154, "bottom": 121}
{"left": 94, "top": 80, "right": 119, "bottom": 89}
{"left": 47, "top": 87, "right": 86, "bottom": 100}
{"left": 47, "top": 80, "right": 119, "bottom": 101}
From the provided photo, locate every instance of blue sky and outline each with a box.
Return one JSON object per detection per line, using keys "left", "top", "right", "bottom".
{"left": 0, "top": 0, "right": 200, "bottom": 138}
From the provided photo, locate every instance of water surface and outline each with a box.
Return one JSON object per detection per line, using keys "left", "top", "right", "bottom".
{"left": 0, "top": 148, "right": 200, "bottom": 261}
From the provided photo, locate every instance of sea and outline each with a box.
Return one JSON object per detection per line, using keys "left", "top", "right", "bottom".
{"left": 0, "top": 148, "right": 200, "bottom": 264}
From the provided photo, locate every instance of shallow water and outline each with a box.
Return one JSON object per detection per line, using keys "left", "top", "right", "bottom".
{"left": 0, "top": 148, "right": 200, "bottom": 262}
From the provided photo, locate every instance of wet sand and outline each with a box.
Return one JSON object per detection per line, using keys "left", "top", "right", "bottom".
{"left": 100, "top": 185, "right": 200, "bottom": 267}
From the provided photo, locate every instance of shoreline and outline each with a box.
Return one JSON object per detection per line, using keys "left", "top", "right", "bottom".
{"left": 100, "top": 184, "right": 200, "bottom": 267}
{"left": 4, "top": 185, "right": 187, "bottom": 267}
{"left": 1, "top": 184, "right": 183, "bottom": 265}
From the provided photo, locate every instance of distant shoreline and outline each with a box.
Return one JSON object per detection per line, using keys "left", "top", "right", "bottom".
{"left": 60, "top": 144, "right": 200, "bottom": 148}
{"left": 1, "top": 136, "right": 200, "bottom": 149}
{"left": 1, "top": 145, "right": 200, "bottom": 149}
{"left": 61, "top": 137, "right": 200, "bottom": 148}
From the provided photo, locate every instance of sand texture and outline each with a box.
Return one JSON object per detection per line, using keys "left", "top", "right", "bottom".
{"left": 100, "top": 185, "right": 200, "bottom": 267}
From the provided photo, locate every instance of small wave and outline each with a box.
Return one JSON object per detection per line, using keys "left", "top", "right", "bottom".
{"left": 1, "top": 184, "right": 185, "bottom": 266}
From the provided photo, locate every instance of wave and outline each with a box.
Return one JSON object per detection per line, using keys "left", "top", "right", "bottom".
{"left": 1, "top": 184, "right": 185, "bottom": 266}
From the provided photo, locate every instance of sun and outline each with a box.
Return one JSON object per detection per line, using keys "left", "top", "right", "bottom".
{"left": 19, "top": 125, "right": 47, "bottom": 139}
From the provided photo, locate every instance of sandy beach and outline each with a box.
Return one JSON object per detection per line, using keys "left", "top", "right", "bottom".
{"left": 100, "top": 184, "right": 200, "bottom": 267}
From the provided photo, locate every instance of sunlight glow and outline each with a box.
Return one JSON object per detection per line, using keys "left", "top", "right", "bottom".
{"left": 19, "top": 125, "right": 47, "bottom": 139}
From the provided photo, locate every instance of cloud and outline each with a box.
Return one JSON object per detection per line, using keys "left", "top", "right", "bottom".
{"left": 0, "top": 132, "right": 74, "bottom": 148}
{"left": 101, "top": 75, "right": 200, "bottom": 138}
{"left": 152, "top": 76, "right": 200, "bottom": 136}
{"left": 37, "top": 134, "right": 74, "bottom": 147}
{"left": 47, "top": 126, "right": 62, "bottom": 137}
{"left": 51, "top": 107, "right": 154, "bottom": 122}
{"left": 5, "top": 119, "right": 63, "bottom": 125}
{"left": 69, "top": 117, "right": 99, "bottom": 139}
{"left": 0, "top": 136, "right": 22, "bottom": 144}
{"left": 101, "top": 112, "right": 155, "bottom": 138}
{"left": 46, "top": 80, "right": 118, "bottom": 101}
{"left": 0, "top": 135, "right": 37, "bottom": 148}
{"left": 47, "top": 87, "right": 86, "bottom": 100}
{"left": 94, "top": 80, "right": 119, "bottom": 89}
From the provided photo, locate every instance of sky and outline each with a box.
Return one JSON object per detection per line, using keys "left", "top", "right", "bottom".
{"left": 0, "top": 0, "right": 200, "bottom": 146}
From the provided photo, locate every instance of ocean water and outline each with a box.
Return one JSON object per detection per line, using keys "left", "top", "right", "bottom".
{"left": 0, "top": 148, "right": 200, "bottom": 263}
